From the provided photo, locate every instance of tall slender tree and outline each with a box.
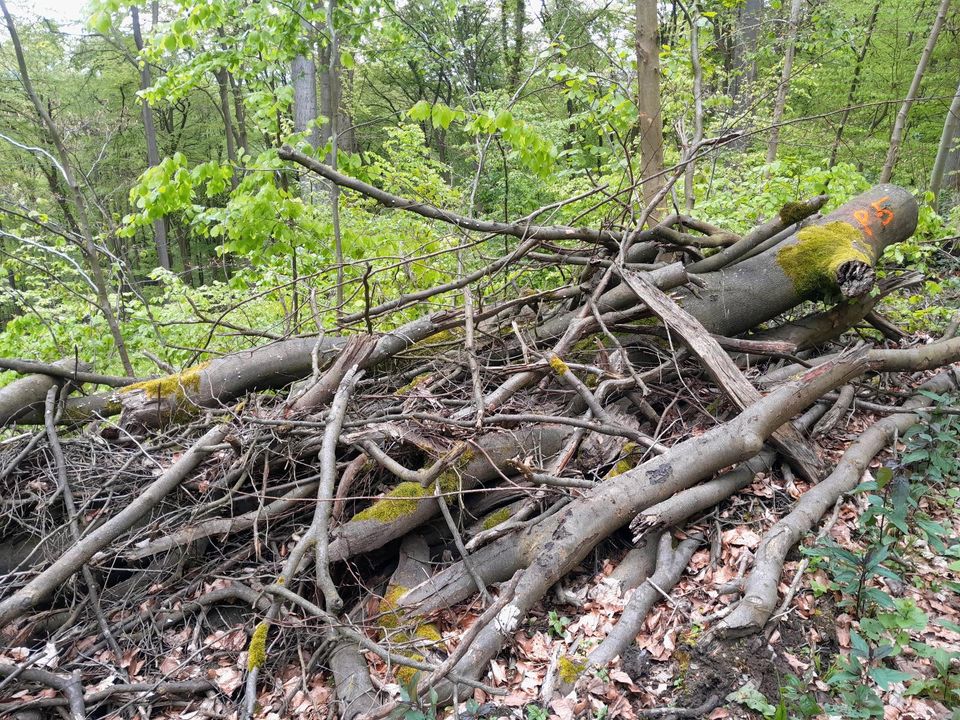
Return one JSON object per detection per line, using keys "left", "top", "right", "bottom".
{"left": 131, "top": 4, "right": 170, "bottom": 270}
{"left": 880, "top": 0, "right": 951, "bottom": 183}
{"left": 0, "top": 0, "right": 134, "bottom": 374}
{"left": 635, "top": 0, "right": 665, "bottom": 220}
{"left": 766, "top": 0, "right": 804, "bottom": 165}
{"left": 829, "top": 0, "right": 882, "bottom": 167}
{"left": 930, "top": 76, "right": 960, "bottom": 205}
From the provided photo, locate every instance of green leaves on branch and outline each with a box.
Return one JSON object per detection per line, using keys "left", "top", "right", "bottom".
{"left": 407, "top": 100, "right": 556, "bottom": 177}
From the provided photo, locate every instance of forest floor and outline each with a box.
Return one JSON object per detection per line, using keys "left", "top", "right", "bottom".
{"left": 6, "top": 371, "right": 955, "bottom": 720}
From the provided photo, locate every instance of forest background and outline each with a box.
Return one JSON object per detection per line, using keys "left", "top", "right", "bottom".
{"left": 0, "top": 0, "right": 957, "bottom": 377}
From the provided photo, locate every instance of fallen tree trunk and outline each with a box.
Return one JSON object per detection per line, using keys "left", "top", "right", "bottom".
{"left": 0, "top": 187, "right": 914, "bottom": 433}
{"left": 0, "top": 358, "right": 90, "bottom": 427}
{"left": 675, "top": 184, "right": 917, "bottom": 336}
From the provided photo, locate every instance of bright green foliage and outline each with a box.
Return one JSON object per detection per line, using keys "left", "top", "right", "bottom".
{"left": 798, "top": 393, "right": 960, "bottom": 716}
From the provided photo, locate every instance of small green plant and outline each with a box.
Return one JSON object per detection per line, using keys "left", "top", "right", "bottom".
{"left": 780, "top": 674, "right": 823, "bottom": 718}
{"left": 547, "top": 610, "right": 571, "bottom": 638}
{"left": 525, "top": 703, "right": 549, "bottom": 720}
{"left": 804, "top": 395, "right": 960, "bottom": 717}
{"left": 726, "top": 682, "right": 780, "bottom": 719}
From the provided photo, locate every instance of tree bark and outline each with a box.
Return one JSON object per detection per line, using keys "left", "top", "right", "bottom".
{"left": 930, "top": 75, "right": 960, "bottom": 204}
{"left": 509, "top": 0, "right": 525, "bottom": 88}
{"left": 729, "top": 0, "right": 761, "bottom": 108}
{"left": 674, "top": 185, "right": 917, "bottom": 336}
{"left": 765, "top": 0, "right": 803, "bottom": 165}
{"left": 829, "top": 0, "right": 881, "bottom": 168}
{"left": 634, "top": 0, "right": 666, "bottom": 220}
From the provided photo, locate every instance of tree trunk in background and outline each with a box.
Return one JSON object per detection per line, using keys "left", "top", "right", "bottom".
{"left": 130, "top": 5, "right": 170, "bottom": 271}
{"left": 215, "top": 69, "right": 238, "bottom": 179}
{"left": 930, "top": 76, "right": 960, "bottom": 206}
{"left": 292, "top": 7, "right": 320, "bottom": 202}
{"left": 319, "top": 43, "right": 332, "bottom": 150}
{"left": 829, "top": 0, "right": 882, "bottom": 168}
{"left": 729, "top": 0, "right": 761, "bottom": 118}
{"left": 509, "top": 0, "right": 525, "bottom": 88}
{"left": 327, "top": 0, "right": 344, "bottom": 315}
{"left": 0, "top": 0, "right": 134, "bottom": 375}
{"left": 292, "top": 21, "right": 320, "bottom": 151}
{"left": 635, "top": 0, "right": 666, "bottom": 221}
{"left": 880, "top": 0, "right": 951, "bottom": 183}
{"left": 229, "top": 72, "right": 248, "bottom": 152}
{"left": 501, "top": 0, "right": 509, "bottom": 81}
{"left": 684, "top": 5, "right": 704, "bottom": 212}
{"left": 765, "top": 0, "right": 803, "bottom": 165}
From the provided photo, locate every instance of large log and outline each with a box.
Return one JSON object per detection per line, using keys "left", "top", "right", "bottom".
{"left": 675, "top": 184, "right": 917, "bottom": 335}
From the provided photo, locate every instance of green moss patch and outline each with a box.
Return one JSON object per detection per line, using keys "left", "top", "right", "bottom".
{"left": 393, "top": 373, "right": 432, "bottom": 396}
{"left": 481, "top": 506, "right": 514, "bottom": 530}
{"left": 778, "top": 201, "right": 809, "bottom": 226}
{"left": 549, "top": 355, "right": 570, "bottom": 375}
{"left": 777, "top": 221, "right": 874, "bottom": 299}
{"left": 350, "top": 482, "right": 430, "bottom": 523}
{"left": 377, "top": 583, "right": 442, "bottom": 684}
{"left": 605, "top": 442, "right": 639, "bottom": 479}
{"left": 558, "top": 655, "right": 587, "bottom": 684}
{"left": 350, "top": 449, "right": 471, "bottom": 524}
{"left": 121, "top": 361, "right": 211, "bottom": 401}
{"left": 247, "top": 621, "right": 269, "bottom": 671}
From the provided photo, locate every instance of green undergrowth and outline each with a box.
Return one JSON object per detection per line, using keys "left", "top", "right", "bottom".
{"left": 774, "top": 392, "right": 960, "bottom": 718}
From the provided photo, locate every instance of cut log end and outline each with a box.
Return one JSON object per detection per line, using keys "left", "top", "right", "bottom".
{"left": 836, "top": 261, "right": 876, "bottom": 298}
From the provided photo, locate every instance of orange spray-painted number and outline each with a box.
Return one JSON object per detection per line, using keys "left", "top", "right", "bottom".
{"left": 871, "top": 197, "right": 894, "bottom": 225}
{"left": 853, "top": 210, "right": 874, "bottom": 236}
{"left": 853, "top": 196, "right": 894, "bottom": 237}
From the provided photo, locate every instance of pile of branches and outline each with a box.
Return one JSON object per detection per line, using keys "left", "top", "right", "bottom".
{"left": 0, "top": 157, "right": 958, "bottom": 720}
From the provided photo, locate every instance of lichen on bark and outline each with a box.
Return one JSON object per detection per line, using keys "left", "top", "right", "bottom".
{"left": 776, "top": 221, "right": 874, "bottom": 299}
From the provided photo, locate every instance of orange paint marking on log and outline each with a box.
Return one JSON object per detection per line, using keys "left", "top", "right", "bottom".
{"left": 871, "top": 196, "right": 894, "bottom": 225}
{"left": 853, "top": 196, "right": 894, "bottom": 238}
{"left": 853, "top": 209, "right": 874, "bottom": 237}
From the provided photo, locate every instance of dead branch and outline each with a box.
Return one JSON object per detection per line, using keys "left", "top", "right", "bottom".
{"left": 718, "top": 366, "right": 960, "bottom": 637}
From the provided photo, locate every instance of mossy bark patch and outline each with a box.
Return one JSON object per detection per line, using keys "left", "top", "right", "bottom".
{"left": 349, "top": 450, "right": 470, "bottom": 524}
{"left": 549, "top": 355, "right": 570, "bottom": 375}
{"left": 776, "top": 222, "right": 874, "bottom": 299}
{"left": 558, "top": 655, "right": 587, "bottom": 683}
{"left": 481, "top": 506, "right": 514, "bottom": 530}
{"left": 605, "top": 442, "right": 639, "bottom": 479}
{"left": 778, "top": 201, "right": 809, "bottom": 227}
{"left": 350, "top": 482, "right": 430, "bottom": 522}
{"left": 247, "top": 621, "right": 269, "bottom": 671}
{"left": 394, "top": 373, "right": 432, "bottom": 396}
{"left": 377, "top": 584, "right": 442, "bottom": 684}
{"left": 120, "top": 361, "right": 211, "bottom": 401}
